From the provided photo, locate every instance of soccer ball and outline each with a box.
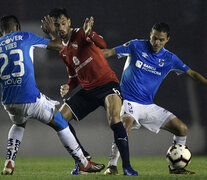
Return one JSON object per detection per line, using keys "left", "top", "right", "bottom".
{"left": 166, "top": 144, "right": 191, "bottom": 169}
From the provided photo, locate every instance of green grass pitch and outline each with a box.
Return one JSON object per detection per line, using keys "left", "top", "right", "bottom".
{"left": 0, "top": 156, "right": 207, "bottom": 180}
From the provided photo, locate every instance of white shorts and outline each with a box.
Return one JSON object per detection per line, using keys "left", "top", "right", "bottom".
{"left": 120, "top": 100, "right": 176, "bottom": 133}
{"left": 3, "top": 93, "right": 60, "bottom": 125}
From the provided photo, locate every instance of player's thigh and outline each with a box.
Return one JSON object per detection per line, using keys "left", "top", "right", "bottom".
{"left": 3, "top": 104, "right": 27, "bottom": 125}
{"left": 64, "top": 90, "right": 99, "bottom": 121}
{"left": 105, "top": 94, "right": 122, "bottom": 125}
{"left": 140, "top": 104, "right": 175, "bottom": 134}
{"left": 59, "top": 103, "right": 73, "bottom": 122}
{"left": 3, "top": 94, "right": 58, "bottom": 125}
{"left": 122, "top": 116, "right": 134, "bottom": 134}
{"left": 162, "top": 117, "right": 188, "bottom": 136}
{"left": 120, "top": 100, "right": 142, "bottom": 130}
{"left": 30, "top": 93, "right": 59, "bottom": 124}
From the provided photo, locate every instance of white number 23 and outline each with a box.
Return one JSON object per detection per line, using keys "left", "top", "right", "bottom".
{"left": 0, "top": 49, "right": 25, "bottom": 80}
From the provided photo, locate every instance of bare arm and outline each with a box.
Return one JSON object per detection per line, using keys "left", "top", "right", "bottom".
{"left": 102, "top": 48, "right": 116, "bottom": 58}
{"left": 186, "top": 69, "right": 207, "bottom": 85}
{"left": 47, "top": 39, "right": 63, "bottom": 51}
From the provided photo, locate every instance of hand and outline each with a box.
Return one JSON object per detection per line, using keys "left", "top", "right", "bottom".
{"left": 83, "top": 16, "right": 94, "bottom": 36}
{"left": 60, "top": 84, "right": 69, "bottom": 98}
{"left": 41, "top": 15, "right": 56, "bottom": 37}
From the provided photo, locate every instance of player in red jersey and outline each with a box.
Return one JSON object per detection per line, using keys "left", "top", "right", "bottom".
{"left": 60, "top": 27, "right": 118, "bottom": 90}
{"left": 41, "top": 8, "right": 138, "bottom": 176}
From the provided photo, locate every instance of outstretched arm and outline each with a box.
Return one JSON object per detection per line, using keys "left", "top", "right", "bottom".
{"left": 41, "top": 16, "right": 63, "bottom": 51}
{"left": 83, "top": 17, "right": 106, "bottom": 48}
{"left": 89, "top": 30, "right": 107, "bottom": 49}
{"left": 186, "top": 69, "right": 207, "bottom": 85}
{"left": 102, "top": 48, "right": 116, "bottom": 58}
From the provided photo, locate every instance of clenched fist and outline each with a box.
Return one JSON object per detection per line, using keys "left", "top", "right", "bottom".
{"left": 60, "top": 84, "right": 69, "bottom": 97}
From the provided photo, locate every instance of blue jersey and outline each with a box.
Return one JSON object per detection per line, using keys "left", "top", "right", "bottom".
{"left": 115, "top": 39, "right": 190, "bottom": 104}
{"left": 0, "top": 32, "right": 50, "bottom": 104}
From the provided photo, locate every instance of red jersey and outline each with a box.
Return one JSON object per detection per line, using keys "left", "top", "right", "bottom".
{"left": 59, "top": 28, "right": 119, "bottom": 90}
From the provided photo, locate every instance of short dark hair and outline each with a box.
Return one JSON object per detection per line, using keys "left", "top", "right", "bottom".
{"left": 49, "top": 8, "right": 68, "bottom": 19}
{"left": 152, "top": 23, "right": 170, "bottom": 37}
{"left": 0, "top": 15, "right": 21, "bottom": 32}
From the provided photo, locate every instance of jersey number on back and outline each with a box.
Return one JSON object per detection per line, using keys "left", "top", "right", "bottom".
{"left": 0, "top": 49, "right": 25, "bottom": 80}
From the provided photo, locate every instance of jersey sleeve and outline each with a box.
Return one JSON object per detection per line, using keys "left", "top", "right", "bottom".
{"left": 77, "top": 28, "right": 106, "bottom": 49}
{"left": 171, "top": 54, "right": 190, "bottom": 75}
{"left": 27, "top": 32, "right": 50, "bottom": 48}
{"left": 114, "top": 40, "right": 136, "bottom": 58}
{"left": 66, "top": 66, "right": 79, "bottom": 89}
{"left": 88, "top": 30, "right": 107, "bottom": 49}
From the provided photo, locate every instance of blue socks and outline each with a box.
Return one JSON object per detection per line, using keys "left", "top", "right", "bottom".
{"left": 53, "top": 111, "right": 68, "bottom": 130}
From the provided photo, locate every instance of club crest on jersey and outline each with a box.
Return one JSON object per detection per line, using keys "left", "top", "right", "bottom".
{"left": 158, "top": 59, "right": 165, "bottom": 67}
{"left": 72, "top": 42, "right": 78, "bottom": 49}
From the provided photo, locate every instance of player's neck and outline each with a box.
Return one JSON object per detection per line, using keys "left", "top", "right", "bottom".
{"left": 63, "top": 29, "right": 72, "bottom": 44}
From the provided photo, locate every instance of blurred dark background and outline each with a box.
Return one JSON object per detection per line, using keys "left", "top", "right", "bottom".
{"left": 0, "top": 0, "right": 207, "bottom": 157}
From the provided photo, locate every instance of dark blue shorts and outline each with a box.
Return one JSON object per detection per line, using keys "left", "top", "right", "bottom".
{"left": 65, "top": 81, "right": 121, "bottom": 121}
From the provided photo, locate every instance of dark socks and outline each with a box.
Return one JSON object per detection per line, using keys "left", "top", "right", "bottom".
{"left": 111, "top": 122, "right": 130, "bottom": 168}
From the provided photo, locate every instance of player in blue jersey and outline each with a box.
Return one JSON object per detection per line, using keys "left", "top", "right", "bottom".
{"left": 0, "top": 15, "right": 104, "bottom": 175}
{"left": 102, "top": 23, "right": 207, "bottom": 175}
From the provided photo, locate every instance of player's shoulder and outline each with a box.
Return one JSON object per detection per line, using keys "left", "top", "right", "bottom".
{"left": 162, "top": 48, "right": 177, "bottom": 60}
{"left": 128, "top": 39, "right": 148, "bottom": 46}
{"left": 0, "top": 31, "right": 28, "bottom": 43}
{"left": 12, "top": 31, "right": 34, "bottom": 40}
{"left": 71, "top": 28, "right": 85, "bottom": 40}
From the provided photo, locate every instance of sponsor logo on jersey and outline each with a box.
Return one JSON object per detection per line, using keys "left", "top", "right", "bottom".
{"left": 135, "top": 60, "right": 161, "bottom": 76}
{"left": 75, "top": 57, "right": 93, "bottom": 73}
{"left": 136, "top": 60, "right": 143, "bottom": 68}
{"left": 73, "top": 56, "right": 80, "bottom": 65}
{"left": 0, "top": 35, "right": 23, "bottom": 47}
{"left": 4, "top": 77, "right": 22, "bottom": 86}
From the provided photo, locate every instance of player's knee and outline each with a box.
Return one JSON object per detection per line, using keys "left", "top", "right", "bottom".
{"left": 108, "top": 117, "right": 121, "bottom": 126}
{"left": 122, "top": 117, "right": 133, "bottom": 134}
{"left": 52, "top": 111, "right": 68, "bottom": 130}
{"left": 59, "top": 103, "right": 73, "bottom": 122}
